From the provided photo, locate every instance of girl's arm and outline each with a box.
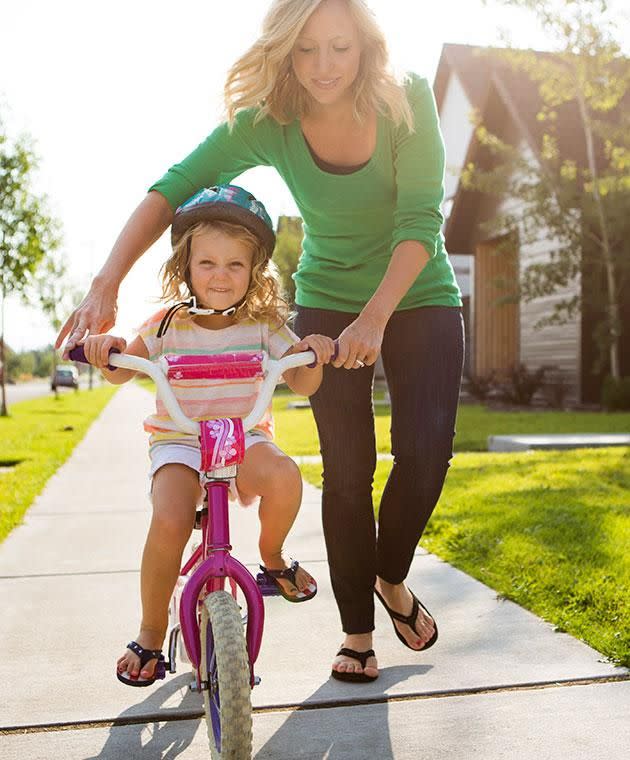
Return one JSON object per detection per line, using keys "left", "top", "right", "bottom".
{"left": 57, "top": 192, "right": 174, "bottom": 352}
{"left": 281, "top": 334, "right": 336, "bottom": 397}
{"left": 82, "top": 334, "right": 150, "bottom": 385}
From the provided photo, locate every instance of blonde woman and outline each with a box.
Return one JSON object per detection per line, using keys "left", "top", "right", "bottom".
{"left": 59, "top": 0, "right": 464, "bottom": 683}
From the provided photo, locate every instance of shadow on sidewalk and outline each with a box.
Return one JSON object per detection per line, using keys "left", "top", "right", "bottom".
{"left": 255, "top": 662, "right": 433, "bottom": 759}
{"left": 85, "top": 674, "right": 202, "bottom": 760}
{"left": 84, "top": 663, "right": 432, "bottom": 759}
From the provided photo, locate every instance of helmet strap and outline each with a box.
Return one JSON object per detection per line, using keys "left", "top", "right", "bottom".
{"left": 156, "top": 295, "right": 246, "bottom": 338}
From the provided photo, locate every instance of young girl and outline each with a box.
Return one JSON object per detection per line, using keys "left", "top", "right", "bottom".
{"left": 82, "top": 184, "right": 336, "bottom": 687}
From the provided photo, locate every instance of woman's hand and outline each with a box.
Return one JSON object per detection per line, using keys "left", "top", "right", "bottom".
{"left": 333, "top": 313, "right": 386, "bottom": 369}
{"left": 56, "top": 280, "right": 119, "bottom": 356}
{"left": 82, "top": 334, "right": 127, "bottom": 369}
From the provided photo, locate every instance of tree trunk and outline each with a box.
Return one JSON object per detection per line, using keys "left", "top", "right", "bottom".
{"left": 576, "top": 87, "right": 621, "bottom": 380}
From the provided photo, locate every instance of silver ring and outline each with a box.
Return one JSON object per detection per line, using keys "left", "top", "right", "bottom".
{"left": 355, "top": 359, "right": 365, "bottom": 367}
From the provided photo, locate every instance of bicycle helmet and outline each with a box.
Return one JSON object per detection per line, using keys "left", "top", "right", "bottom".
{"left": 157, "top": 184, "right": 276, "bottom": 337}
{"left": 171, "top": 184, "right": 276, "bottom": 258}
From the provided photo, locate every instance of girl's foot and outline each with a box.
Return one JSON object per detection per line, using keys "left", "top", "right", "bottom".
{"left": 260, "top": 552, "right": 316, "bottom": 599}
{"left": 375, "top": 577, "right": 436, "bottom": 650}
{"left": 332, "top": 633, "right": 379, "bottom": 679}
{"left": 116, "top": 627, "right": 164, "bottom": 682}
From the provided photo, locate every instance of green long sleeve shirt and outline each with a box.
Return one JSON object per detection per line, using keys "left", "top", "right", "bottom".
{"left": 150, "top": 73, "right": 462, "bottom": 313}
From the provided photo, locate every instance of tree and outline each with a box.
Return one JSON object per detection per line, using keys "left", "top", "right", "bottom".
{"left": 272, "top": 216, "right": 303, "bottom": 307}
{"left": 464, "top": 0, "right": 630, "bottom": 379}
{"left": 0, "top": 117, "right": 61, "bottom": 415}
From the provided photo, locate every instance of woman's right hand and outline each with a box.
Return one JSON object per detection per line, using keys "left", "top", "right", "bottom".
{"left": 82, "top": 334, "right": 127, "bottom": 369}
{"left": 56, "top": 281, "right": 119, "bottom": 356}
{"left": 55, "top": 191, "right": 175, "bottom": 356}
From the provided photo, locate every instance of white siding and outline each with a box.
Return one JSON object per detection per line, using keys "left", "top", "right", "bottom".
{"left": 477, "top": 141, "right": 582, "bottom": 401}
{"left": 494, "top": 141, "right": 580, "bottom": 400}
{"left": 440, "top": 72, "right": 476, "bottom": 213}
{"left": 519, "top": 235, "right": 581, "bottom": 402}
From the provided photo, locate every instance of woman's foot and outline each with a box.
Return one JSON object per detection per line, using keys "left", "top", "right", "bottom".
{"left": 331, "top": 634, "right": 379, "bottom": 679}
{"left": 116, "top": 627, "right": 164, "bottom": 682}
{"left": 375, "top": 578, "right": 436, "bottom": 650}
{"left": 260, "top": 552, "right": 316, "bottom": 599}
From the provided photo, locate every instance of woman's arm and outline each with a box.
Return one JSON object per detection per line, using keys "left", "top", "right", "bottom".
{"left": 57, "top": 109, "right": 272, "bottom": 353}
{"left": 56, "top": 191, "right": 173, "bottom": 351}
{"left": 333, "top": 75, "right": 444, "bottom": 369}
{"left": 333, "top": 240, "right": 430, "bottom": 369}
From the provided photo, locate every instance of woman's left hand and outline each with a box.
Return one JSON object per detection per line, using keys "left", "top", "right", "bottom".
{"left": 333, "top": 312, "right": 386, "bottom": 369}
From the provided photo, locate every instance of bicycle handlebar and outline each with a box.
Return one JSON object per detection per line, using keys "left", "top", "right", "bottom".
{"left": 69, "top": 345, "right": 320, "bottom": 435}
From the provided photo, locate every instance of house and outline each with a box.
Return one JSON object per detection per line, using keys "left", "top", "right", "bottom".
{"left": 434, "top": 43, "right": 630, "bottom": 404}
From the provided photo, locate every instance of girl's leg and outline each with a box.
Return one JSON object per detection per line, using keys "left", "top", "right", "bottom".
{"left": 376, "top": 306, "right": 464, "bottom": 648}
{"left": 117, "top": 463, "right": 200, "bottom": 680}
{"left": 235, "top": 441, "right": 315, "bottom": 597}
{"left": 295, "top": 306, "right": 379, "bottom": 678}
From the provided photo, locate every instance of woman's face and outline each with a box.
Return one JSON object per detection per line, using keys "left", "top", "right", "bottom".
{"left": 291, "top": 0, "right": 362, "bottom": 110}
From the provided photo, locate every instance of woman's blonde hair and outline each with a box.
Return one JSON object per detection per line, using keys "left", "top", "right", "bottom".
{"left": 224, "top": 0, "right": 413, "bottom": 131}
{"left": 160, "top": 220, "right": 290, "bottom": 326}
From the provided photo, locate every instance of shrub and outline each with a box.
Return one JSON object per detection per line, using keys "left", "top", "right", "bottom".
{"left": 502, "top": 363, "right": 548, "bottom": 406}
{"left": 465, "top": 371, "right": 496, "bottom": 401}
{"left": 601, "top": 376, "right": 630, "bottom": 411}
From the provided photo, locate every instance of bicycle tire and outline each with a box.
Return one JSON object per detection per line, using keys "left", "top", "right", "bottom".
{"left": 200, "top": 590, "right": 252, "bottom": 759}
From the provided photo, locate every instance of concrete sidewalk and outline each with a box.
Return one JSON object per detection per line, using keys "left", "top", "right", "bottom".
{"left": 1, "top": 384, "right": 628, "bottom": 759}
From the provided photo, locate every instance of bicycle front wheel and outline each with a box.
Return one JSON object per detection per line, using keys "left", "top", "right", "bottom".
{"left": 200, "top": 590, "right": 252, "bottom": 759}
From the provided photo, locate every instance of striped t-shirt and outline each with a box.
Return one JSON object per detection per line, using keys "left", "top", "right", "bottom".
{"left": 137, "top": 309, "right": 299, "bottom": 451}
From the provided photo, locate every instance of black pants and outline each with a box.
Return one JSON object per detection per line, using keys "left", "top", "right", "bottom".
{"left": 295, "top": 305, "right": 465, "bottom": 633}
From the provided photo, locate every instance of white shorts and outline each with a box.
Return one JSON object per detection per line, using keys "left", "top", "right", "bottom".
{"left": 148, "top": 431, "right": 270, "bottom": 506}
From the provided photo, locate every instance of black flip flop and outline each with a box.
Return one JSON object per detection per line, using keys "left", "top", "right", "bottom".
{"left": 331, "top": 647, "right": 378, "bottom": 683}
{"left": 375, "top": 587, "right": 438, "bottom": 651}
{"left": 117, "top": 640, "right": 168, "bottom": 687}
{"left": 258, "top": 560, "right": 317, "bottom": 603}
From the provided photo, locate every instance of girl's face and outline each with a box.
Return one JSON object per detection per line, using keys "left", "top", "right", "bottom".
{"left": 188, "top": 229, "right": 253, "bottom": 315}
{"left": 291, "top": 0, "right": 362, "bottom": 111}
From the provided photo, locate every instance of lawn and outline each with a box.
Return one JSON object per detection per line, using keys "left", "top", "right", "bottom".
{"left": 300, "top": 446, "right": 630, "bottom": 668}
{"left": 280, "top": 391, "right": 630, "bottom": 668}
{"left": 0, "top": 386, "right": 117, "bottom": 543}
{"left": 273, "top": 391, "right": 630, "bottom": 455}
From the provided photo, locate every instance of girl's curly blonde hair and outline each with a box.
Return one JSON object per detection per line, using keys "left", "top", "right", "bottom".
{"left": 224, "top": 0, "right": 413, "bottom": 131}
{"left": 160, "top": 220, "right": 290, "bottom": 326}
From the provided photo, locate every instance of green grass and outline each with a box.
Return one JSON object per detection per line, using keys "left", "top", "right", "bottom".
{"left": 300, "top": 447, "right": 630, "bottom": 667}
{"left": 274, "top": 391, "right": 630, "bottom": 455}
{"left": 0, "top": 386, "right": 118, "bottom": 543}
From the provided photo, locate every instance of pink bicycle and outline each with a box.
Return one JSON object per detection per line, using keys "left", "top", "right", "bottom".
{"left": 70, "top": 344, "right": 319, "bottom": 759}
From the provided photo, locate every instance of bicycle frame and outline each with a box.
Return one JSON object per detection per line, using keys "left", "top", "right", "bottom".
{"left": 179, "top": 478, "right": 265, "bottom": 687}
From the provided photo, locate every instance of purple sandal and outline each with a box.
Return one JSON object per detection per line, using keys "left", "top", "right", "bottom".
{"left": 257, "top": 560, "right": 317, "bottom": 603}
{"left": 117, "top": 640, "right": 168, "bottom": 687}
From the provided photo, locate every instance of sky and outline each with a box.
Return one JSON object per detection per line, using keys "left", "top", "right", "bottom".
{"left": 1, "top": 0, "right": 627, "bottom": 351}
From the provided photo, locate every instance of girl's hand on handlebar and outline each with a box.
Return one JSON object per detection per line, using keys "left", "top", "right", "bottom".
{"left": 287, "top": 334, "right": 336, "bottom": 366}
{"left": 56, "top": 283, "right": 119, "bottom": 356}
{"left": 333, "top": 313, "right": 384, "bottom": 370}
{"left": 82, "top": 334, "right": 127, "bottom": 369}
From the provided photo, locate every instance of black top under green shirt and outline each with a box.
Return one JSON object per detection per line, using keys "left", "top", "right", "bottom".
{"left": 150, "top": 73, "right": 462, "bottom": 313}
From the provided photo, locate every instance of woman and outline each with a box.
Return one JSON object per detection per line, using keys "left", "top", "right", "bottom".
{"left": 58, "top": 0, "right": 464, "bottom": 683}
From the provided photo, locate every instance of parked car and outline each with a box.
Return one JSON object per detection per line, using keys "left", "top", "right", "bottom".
{"left": 52, "top": 365, "right": 79, "bottom": 391}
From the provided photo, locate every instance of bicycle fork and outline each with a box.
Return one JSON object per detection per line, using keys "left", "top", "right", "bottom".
{"left": 178, "top": 479, "right": 265, "bottom": 688}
